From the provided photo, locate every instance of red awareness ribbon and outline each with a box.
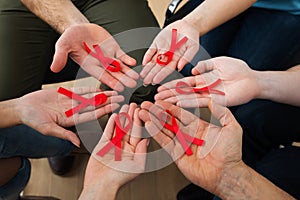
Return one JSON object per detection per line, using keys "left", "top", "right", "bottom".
{"left": 83, "top": 42, "right": 121, "bottom": 72}
{"left": 57, "top": 87, "right": 108, "bottom": 117}
{"left": 156, "top": 29, "right": 188, "bottom": 66}
{"left": 97, "top": 112, "right": 132, "bottom": 161}
{"left": 176, "top": 79, "right": 225, "bottom": 95}
{"left": 158, "top": 110, "right": 204, "bottom": 156}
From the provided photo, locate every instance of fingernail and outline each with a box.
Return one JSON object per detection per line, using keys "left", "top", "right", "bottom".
{"left": 143, "top": 83, "right": 148, "bottom": 87}
{"left": 151, "top": 82, "right": 156, "bottom": 86}
{"left": 73, "top": 142, "right": 80, "bottom": 148}
{"left": 147, "top": 139, "right": 150, "bottom": 146}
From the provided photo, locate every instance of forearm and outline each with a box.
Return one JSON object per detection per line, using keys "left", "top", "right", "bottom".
{"left": 20, "top": 0, "right": 89, "bottom": 34}
{"left": 0, "top": 99, "right": 21, "bottom": 128}
{"left": 255, "top": 65, "right": 300, "bottom": 106}
{"left": 216, "top": 162, "right": 295, "bottom": 200}
{"left": 183, "top": 0, "right": 256, "bottom": 36}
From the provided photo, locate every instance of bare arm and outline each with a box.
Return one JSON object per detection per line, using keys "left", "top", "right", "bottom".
{"left": 0, "top": 99, "right": 21, "bottom": 128}
{"left": 217, "top": 163, "right": 295, "bottom": 200}
{"left": 255, "top": 65, "right": 300, "bottom": 106}
{"left": 183, "top": 0, "right": 257, "bottom": 36}
{"left": 20, "top": 0, "right": 89, "bottom": 34}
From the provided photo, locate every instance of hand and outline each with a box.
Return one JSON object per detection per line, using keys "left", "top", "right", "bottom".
{"left": 81, "top": 103, "right": 148, "bottom": 199}
{"left": 156, "top": 56, "right": 261, "bottom": 107}
{"left": 17, "top": 87, "right": 124, "bottom": 147}
{"left": 141, "top": 19, "right": 199, "bottom": 85}
{"left": 50, "top": 23, "right": 139, "bottom": 92}
{"left": 139, "top": 100, "right": 243, "bottom": 195}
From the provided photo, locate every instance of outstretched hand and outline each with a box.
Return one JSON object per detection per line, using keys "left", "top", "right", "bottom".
{"left": 17, "top": 87, "right": 123, "bottom": 147}
{"left": 141, "top": 20, "right": 199, "bottom": 85}
{"left": 156, "top": 57, "right": 261, "bottom": 107}
{"left": 80, "top": 103, "right": 147, "bottom": 199}
{"left": 50, "top": 24, "right": 139, "bottom": 92}
{"left": 139, "top": 100, "right": 243, "bottom": 194}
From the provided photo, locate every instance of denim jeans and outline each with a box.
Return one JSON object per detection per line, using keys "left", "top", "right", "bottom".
{"left": 0, "top": 125, "right": 75, "bottom": 199}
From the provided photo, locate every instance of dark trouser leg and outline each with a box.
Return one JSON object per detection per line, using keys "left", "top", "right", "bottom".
{"left": 233, "top": 100, "right": 300, "bottom": 167}
{"left": 256, "top": 146, "right": 300, "bottom": 199}
{"left": 0, "top": 0, "right": 59, "bottom": 101}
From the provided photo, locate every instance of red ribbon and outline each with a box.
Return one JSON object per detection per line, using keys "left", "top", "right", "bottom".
{"left": 176, "top": 79, "right": 225, "bottom": 95}
{"left": 156, "top": 29, "right": 188, "bottom": 66}
{"left": 83, "top": 42, "right": 121, "bottom": 72}
{"left": 97, "top": 112, "right": 132, "bottom": 161}
{"left": 57, "top": 87, "right": 108, "bottom": 117}
{"left": 158, "top": 110, "right": 204, "bottom": 156}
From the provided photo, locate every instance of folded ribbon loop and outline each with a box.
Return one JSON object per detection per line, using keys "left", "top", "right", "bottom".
{"left": 176, "top": 79, "right": 225, "bottom": 95}
{"left": 97, "top": 112, "right": 132, "bottom": 161}
{"left": 83, "top": 42, "right": 121, "bottom": 72}
{"left": 158, "top": 110, "right": 204, "bottom": 156}
{"left": 57, "top": 87, "right": 108, "bottom": 117}
{"left": 156, "top": 29, "right": 188, "bottom": 66}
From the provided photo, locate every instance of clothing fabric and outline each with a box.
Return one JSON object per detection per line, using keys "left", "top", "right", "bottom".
{"left": 0, "top": 158, "right": 30, "bottom": 200}
{"left": 0, "top": 0, "right": 158, "bottom": 198}
{"left": 253, "top": 0, "right": 300, "bottom": 15}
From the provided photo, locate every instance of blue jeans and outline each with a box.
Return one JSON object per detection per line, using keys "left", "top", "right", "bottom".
{"left": 0, "top": 125, "right": 74, "bottom": 199}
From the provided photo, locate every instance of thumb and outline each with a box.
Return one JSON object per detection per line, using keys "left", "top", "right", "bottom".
{"left": 50, "top": 43, "right": 69, "bottom": 73}
{"left": 208, "top": 100, "right": 235, "bottom": 127}
{"left": 192, "top": 59, "right": 215, "bottom": 75}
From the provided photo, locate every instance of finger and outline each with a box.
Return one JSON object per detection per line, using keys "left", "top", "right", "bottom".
{"left": 177, "top": 97, "right": 211, "bottom": 108}
{"left": 177, "top": 43, "right": 199, "bottom": 71}
{"left": 43, "top": 123, "right": 80, "bottom": 148}
{"left": 155, "top": 100, "right": 198, "bottom": 125}
{"left": 116, "top": 49, "right": 137, "bottom": 67}
{"left": 143, "top": 64, "right": 163, "bottom": 85}
{"left": 69, "top": 87, "right": 102, "bottom": 95}
{"left": 100, "top": 113, "right": 117, "bottom": 143}
{"left": 139, "top": 108, "right": 173, "bottom": 140}
{"left": 142, "top": 46, "right": 157, "bottom": 66}
{"left": 50, "top": 46, "right": 69, "bottom": 73}
{"left": 82, "top": 62, "right": 125, "bottom": 92}
{"left": 109, "top": 69, "right": 138, "bottom": 89}
{"left": 74, "top": 103, "right": 120, "bottom": 125}
{"left": 155, "top": 89, "right": 177, "bottom": 101}
{"left": 123, "top": 103, "right": 137, "bottom": 142}
{"left": 133, "top": 139, "right": 148, "bottom": 169}
{"left": 208, "top": 100, "right": 234, "bottom": 126}
{"left": 152, "top": 64, "right": 175, "bottom": 85}
{"left": 116, "top": 51, "right": 139, "bottom": 81}
{"left": 157, "top": 76, "right": 196, "bottom": 92}
{"left": 140, "top": 61, "right": 156, "bottom": 80}
{"left": 130, "top": 108, "right": 142, "bottom": 147}
{"left": 140, "top": 102, "right": 177, "bottom": 139}
{"left": 192, "top": 59, "right": 215, "bottom": 75}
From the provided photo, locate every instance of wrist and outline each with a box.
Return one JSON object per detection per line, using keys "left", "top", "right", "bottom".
{"left": 9, "top": 99, "right": 22, "bottom": 126}
{"left": 182, "top": 15, "right": 204, "bottom": 37}
{"left": 254, "top": 70, "right": 277, "bottom": 100}
{"left": 81, "top": 180, "right": 119, "bottom": 200}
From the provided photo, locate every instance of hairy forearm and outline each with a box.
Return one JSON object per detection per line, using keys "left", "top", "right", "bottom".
{"left": 0, "top": 99, "right": 21, "bottom": 128}
{"left": 20, "top": 0, "right": 89, "bottom": 34}
{"left": 255, "top": 65, "right": 300, "bottom": 106}
{"left": 183, "top": 0, "right": 256, "bottom": 36}
{"left": 216, "top": 162, "right": 295, "bottom": 200}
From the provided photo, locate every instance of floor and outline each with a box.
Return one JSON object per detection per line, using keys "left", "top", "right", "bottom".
{"left": 23, "top": 1, "right": 191, "bottom": 199}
